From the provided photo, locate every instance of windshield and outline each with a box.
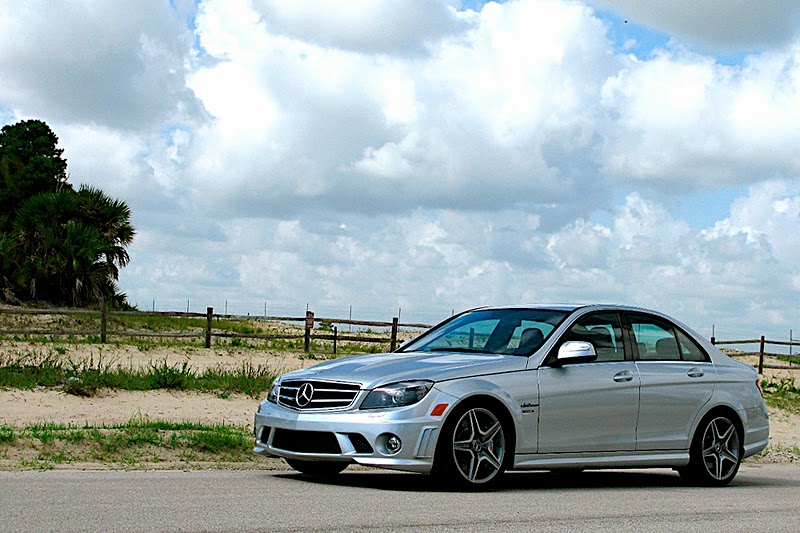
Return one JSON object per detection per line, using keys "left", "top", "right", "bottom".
{"left": 401, "top": 308, "right": 569, "bottom": 356}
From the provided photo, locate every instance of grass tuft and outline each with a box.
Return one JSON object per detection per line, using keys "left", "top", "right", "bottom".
{"left": 0, "top": 418, "right": 257, "bottom": 468}
{"left": 762, "top": 377, "right": 800, "bottom": 413}
{"left": 0, "top": 426, "right": 15, "bottom": 444}
{"left": 0, "top": 351, "right": 280, "bottom": 397}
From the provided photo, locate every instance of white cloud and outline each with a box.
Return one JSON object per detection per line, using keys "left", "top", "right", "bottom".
{"left": 251, "top": 0, "right": 468, "bottom": 55}
{"left": 589, "top": 0, "right": 800, "bottom": 51}
{"left": 1, "top": 0, "right": 799, "bottom": 338}
{"left": 600, "top": 44, "right": 800, "bottom": 187}
{"left": 546, "top": 219, "right": 612, "bottom": 270}
{"left": 0, "top": 0, "right": 201, "bottom": 128}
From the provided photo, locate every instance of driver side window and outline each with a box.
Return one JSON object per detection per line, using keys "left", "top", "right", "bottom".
{"left": 561, "top": 313, "right": 626, "bottom": 362}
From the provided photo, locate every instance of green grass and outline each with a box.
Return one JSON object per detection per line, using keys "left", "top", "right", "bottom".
{"left": 762, "top": 377, "right": 800, "bottom": 413}
{"left": 0, "top": 351, "right": 279, "bottom": 397}
{"left": 0, "top": 426, "right": 14, "bottom": 444}
{"left": 0, "top": 418, "right": 258, "bottom": 469}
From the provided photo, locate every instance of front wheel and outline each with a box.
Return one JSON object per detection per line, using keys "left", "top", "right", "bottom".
{"left": 434, "top": 405, "right": 508, "bottom": 488}
{"left": 285, "top": 458, "right": 348, "bottom": 476}
{"left": 680, "top": 414, "right": 742, "bottom": 486}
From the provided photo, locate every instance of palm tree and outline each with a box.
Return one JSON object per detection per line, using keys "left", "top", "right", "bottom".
{"left": 0, "top": 119, "right": 135, "bottom": 307}
{"left": 75, "top": 185, "right": 135, "bottom": 282}
{"left": 6, "top": 187, "right": 135, "bottom": 306}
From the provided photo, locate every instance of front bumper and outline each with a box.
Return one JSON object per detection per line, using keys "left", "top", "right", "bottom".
{"left": 253, "top": 388, "right": 456, "bottom": 473}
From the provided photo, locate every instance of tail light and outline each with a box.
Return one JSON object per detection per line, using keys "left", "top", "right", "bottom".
{"left": 755, "top": 378, "right": 763, "bottom": 396}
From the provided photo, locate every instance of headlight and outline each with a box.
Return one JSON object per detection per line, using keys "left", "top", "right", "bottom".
{"left": 267, "top": 382, "right": 279, "bottom": 404}
{"left": 360, "top": 380, "right": 433, "bottom": 410}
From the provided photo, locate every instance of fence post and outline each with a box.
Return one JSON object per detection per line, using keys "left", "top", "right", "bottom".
{"left": 710, "top": 336, "right": 715, "bottom": 345}
{"left": 333, "top": 326, "right": 338, "bottom": 355}
{"left": 205, "top": 307, "right": 213, "bottom": 348}
{"left": 390, "top": 317, "right": 399, "bottom": 352}
{"left": 758, "top": 335, "right": 765, "bottom": 374}
{"left": 304, "top": 311, "right": 314, "bottom": 352}
{"left": 100, "top": 301, "right": 107, "bottom": 344}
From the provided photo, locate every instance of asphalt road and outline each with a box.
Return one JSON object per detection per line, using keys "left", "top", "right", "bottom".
{"left": 1, "top": 464, "right": 798, "bottom": 532}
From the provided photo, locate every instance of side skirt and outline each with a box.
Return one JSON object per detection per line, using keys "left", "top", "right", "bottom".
{"left": 513, "top": 451, "right": 689, "bottom": 470}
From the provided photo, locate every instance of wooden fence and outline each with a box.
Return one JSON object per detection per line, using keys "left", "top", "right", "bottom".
{"left": 0, "top": 306, "right": 432, "bottom": 353}
{"left": 4, "top": 306, "right": 796, "bottom": 371}
{"left": 711, "top": 335, "right": 800, "bottom": 374}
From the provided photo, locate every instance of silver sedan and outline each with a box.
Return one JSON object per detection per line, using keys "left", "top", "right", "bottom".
{"left": 254, "top": 305, "right": 769, "bottom": 488}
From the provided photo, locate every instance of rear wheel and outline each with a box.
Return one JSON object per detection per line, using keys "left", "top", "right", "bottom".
{"left": 434, "top": 404, "right": 508, "bottom": 488}
{"left": 680, "top": 413, "right": 742, "bottom": 486}
{"left": 285, "top": 459, "right": 348, "bottom": 476}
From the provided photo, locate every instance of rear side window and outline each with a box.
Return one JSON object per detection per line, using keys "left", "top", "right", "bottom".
{"left": 628, "top": 314, "right": 708, "bottom": 362}
{"left": 676, "top": 329, "right": 708, "bottom": 362}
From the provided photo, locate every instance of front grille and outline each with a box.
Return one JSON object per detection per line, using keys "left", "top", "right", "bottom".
{"left": 271, "top": 429, "right": 341, "bottom": 454}
{"left": 346, "top": 433, "right": 374, "bottom": 454}
{"left": 277, "top": 380, "right": 361, "bottom": 410}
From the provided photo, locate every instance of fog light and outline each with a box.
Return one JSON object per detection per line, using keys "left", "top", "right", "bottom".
{"left": 386, "top": 435, "right": 402, "bottom": 454}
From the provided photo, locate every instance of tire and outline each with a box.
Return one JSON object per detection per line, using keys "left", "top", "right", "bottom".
{"left": 434, "top": 403, "right": 508, "bottom": 489}
{"left": 285, "top": 458, "right": 348, "bottom": 476}
{"left": 680, "top": 413, "right": 742, "bottom": 486}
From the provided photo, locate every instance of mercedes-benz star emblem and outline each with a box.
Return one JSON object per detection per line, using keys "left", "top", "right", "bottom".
{"left": 296, "top": 382, "right": 314, "bottom": 407}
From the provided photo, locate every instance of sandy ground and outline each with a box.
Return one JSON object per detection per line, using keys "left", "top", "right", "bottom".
{"left": 0, "top": 341, "right": 317, "bottom": 428}
{"left": 0, "top": 339, "right": 318, "bottom": 372}
{"left": 0, "top": 342, "right": 797, "bottom": 460}
{"left": 0, "top": 389, "right": 259, "bottom": 427}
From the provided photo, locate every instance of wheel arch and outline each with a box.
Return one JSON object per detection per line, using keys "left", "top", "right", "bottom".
{"left": 691, "top": 404, "right": 745, "bottom": 453}
{"left": 433, "top": 393, "right": 518, "bottom": 470}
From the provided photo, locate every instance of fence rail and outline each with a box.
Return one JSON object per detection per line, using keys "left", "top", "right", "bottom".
{"left": 711, "top": 335, "right": 800, "bottom": 374}
{"left": 0, "top": 306, "right": 433, "bottom": 353}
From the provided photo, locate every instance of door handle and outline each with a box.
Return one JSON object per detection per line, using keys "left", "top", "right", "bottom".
{"left": 687, "top": 368, "right": 704, "bottom": 378}
{"left": 613, "top": 370, "right": 633, "bottom": 382}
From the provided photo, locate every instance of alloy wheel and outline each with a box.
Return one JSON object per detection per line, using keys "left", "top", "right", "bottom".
{"left": 451, "top": 407, "right": 506, "bottom": 484}
{"left": 701, "top": 416, "right": 741, "bottom": 481}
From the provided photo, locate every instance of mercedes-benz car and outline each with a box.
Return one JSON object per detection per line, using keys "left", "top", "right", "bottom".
{"left": 254, "top": 305, "right": 769, "bottom": 487}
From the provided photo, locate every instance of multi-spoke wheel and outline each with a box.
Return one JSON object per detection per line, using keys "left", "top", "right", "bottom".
{"left": 285, "top": 459, "right": 348, "bottom": 476}
{"left": 435, "top": 404, "right": 508, "bottom": 488}
{"left": 680, "top": 413, "right": 742, "bottom": 486}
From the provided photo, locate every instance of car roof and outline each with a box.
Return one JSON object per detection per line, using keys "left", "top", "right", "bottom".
{"left": 469, "top": 304, "right": 670, "bottom": 315}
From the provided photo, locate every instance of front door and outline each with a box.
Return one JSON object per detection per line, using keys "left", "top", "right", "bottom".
{"left": 537, "top": 312, "right": 640, "bottom": 453}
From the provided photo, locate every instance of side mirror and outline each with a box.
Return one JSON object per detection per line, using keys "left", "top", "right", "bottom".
{"left": 554, "top": 341, "right": 597, "bottom": 366}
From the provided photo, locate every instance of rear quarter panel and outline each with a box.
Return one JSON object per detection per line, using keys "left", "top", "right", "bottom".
{"left": 698, "top": 361, "right": 769, "bottom": 458}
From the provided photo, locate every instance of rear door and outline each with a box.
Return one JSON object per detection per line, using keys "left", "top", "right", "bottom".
{"left": 626, "top": 313, "right": 716, "bottom": 451}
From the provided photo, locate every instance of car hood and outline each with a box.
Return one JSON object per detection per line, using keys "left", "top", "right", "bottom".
{"left": 279, "top": 351, "right": 527, "bottom": 389}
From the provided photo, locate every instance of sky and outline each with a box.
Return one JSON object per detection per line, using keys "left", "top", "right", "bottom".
{"left": 1, "top": 0, "right": 799, "bottom": 341}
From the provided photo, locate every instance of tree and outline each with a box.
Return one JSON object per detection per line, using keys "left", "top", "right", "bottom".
{"left": 0, "top": 120, "right": 70, "bottom": 232}
{"left": 0, "top": 120, "right": 134, "bottom": 307}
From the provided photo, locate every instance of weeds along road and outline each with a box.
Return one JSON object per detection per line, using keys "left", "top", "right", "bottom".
{"left": 1, "top": 464, "right": 799, "bottom": 532}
